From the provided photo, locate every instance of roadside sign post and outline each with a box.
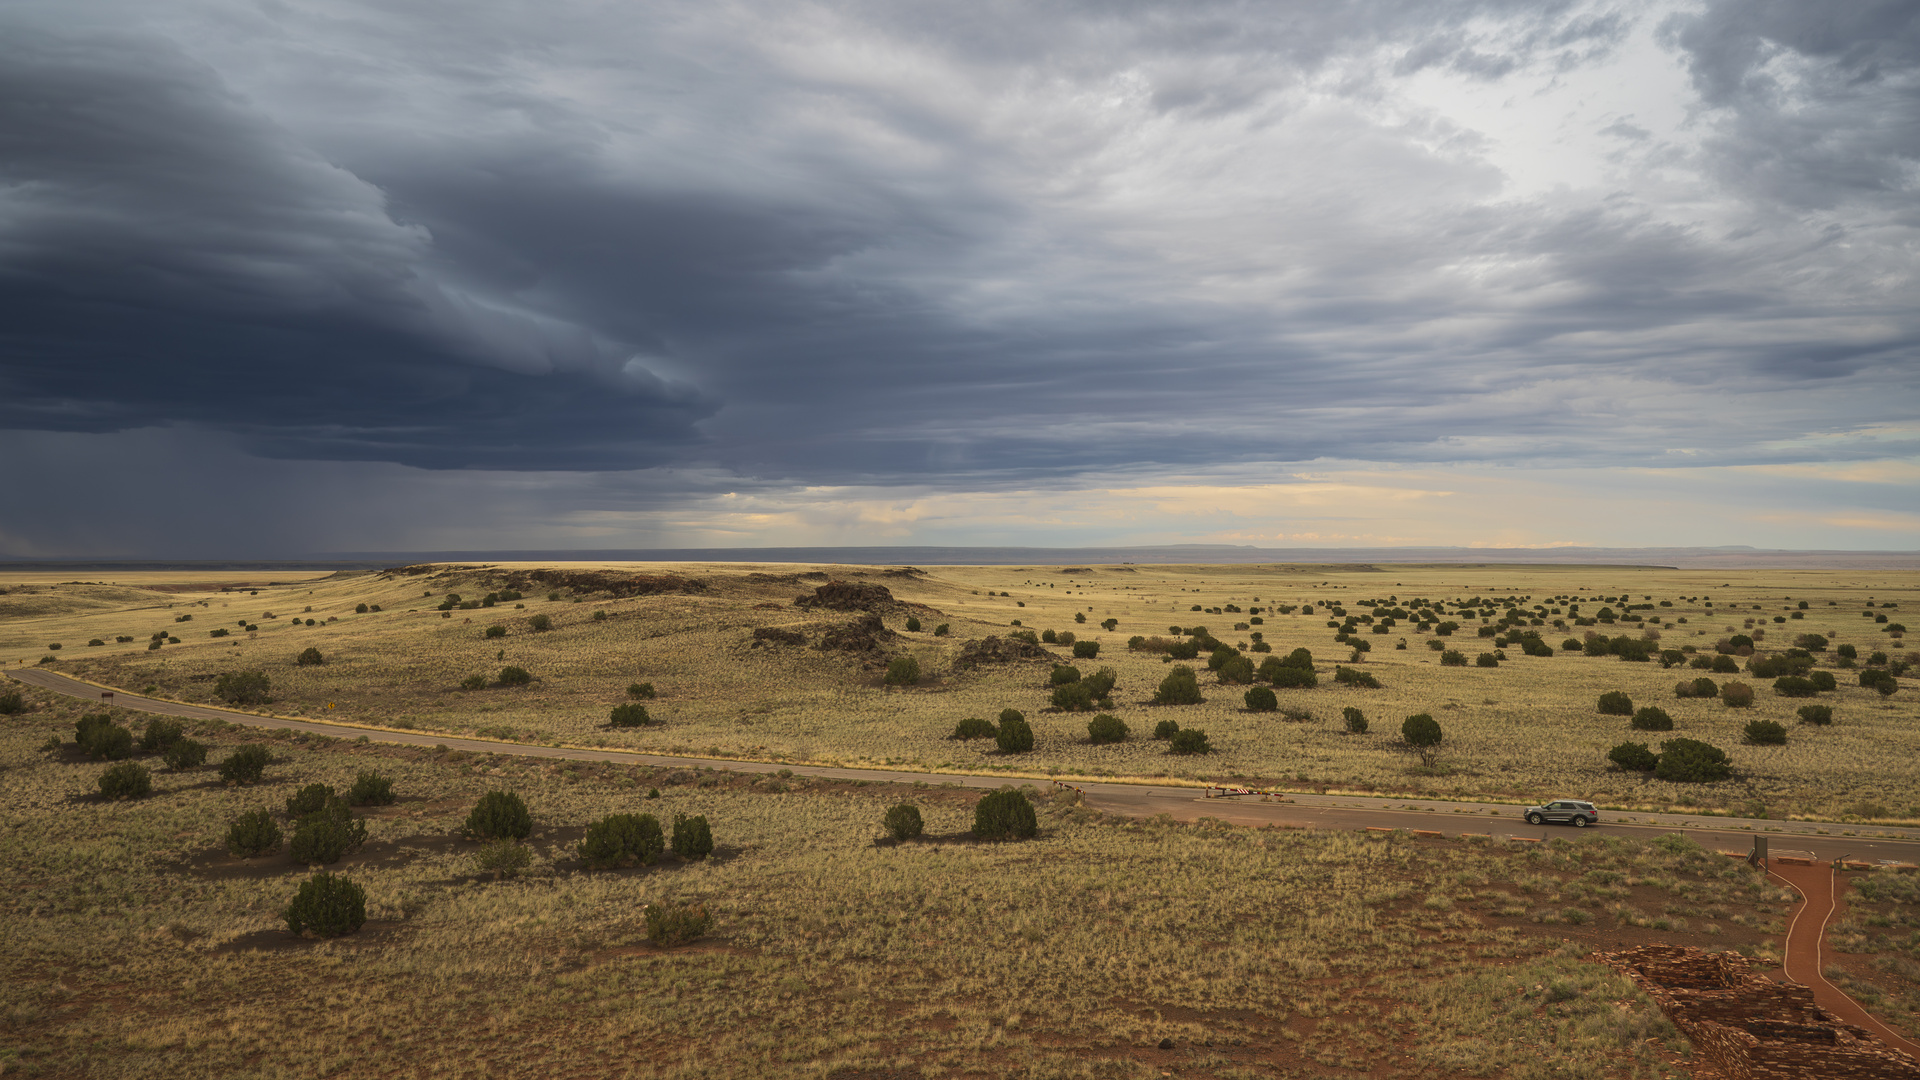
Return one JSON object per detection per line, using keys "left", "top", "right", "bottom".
{"left": 1750, "top": 836, "right": 1767, "bottom": 869}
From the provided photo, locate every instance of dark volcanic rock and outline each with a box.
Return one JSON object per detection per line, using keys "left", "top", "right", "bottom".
{"left": 814, "top": 613, "right": 898, "bottom": 658}
{"left": 505, "top": 569, "right": 707, "bottom": 599}
{"left": 952, "top": 636, "right": 1056, "bottom": 670}
{"left": 751, "top": 627, "right": 806, "bottom": 646}
{"left": 795, "top": 582, "right": 899, "bottom": 612}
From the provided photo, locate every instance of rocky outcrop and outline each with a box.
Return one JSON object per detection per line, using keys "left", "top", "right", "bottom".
{"left": 795, "top": 582, "right": 899, "bottom": 612}
{"left": 751, "top": 627, "right": 806, "bottom": 647}
{"left": 952, "top": 636, "right": 1056, "bottom": 670}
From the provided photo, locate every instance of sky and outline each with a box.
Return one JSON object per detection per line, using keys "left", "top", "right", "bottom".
{"left": 2, "top": 0, "right": 1916, "bottom": 558}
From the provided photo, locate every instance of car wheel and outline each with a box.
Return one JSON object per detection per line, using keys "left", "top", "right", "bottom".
{"left": 1573, "top": 816, "right": 1589, "bottom": 828}
{"left": 1526, "top": 813, "right": 1543, "bottom": 825}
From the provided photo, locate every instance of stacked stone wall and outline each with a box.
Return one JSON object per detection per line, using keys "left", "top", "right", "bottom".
{"left": 1595, "top": 945, "right": 1920, "bottom": 1080}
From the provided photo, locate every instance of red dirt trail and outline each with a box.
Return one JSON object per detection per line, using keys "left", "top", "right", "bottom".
{"left": 1769, "top": 860, "right": 1920, "bottom": 1057}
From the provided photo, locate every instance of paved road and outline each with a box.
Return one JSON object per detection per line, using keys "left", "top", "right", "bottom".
{"left": 12, "top": 667, "right": 1920, "bottom": 866}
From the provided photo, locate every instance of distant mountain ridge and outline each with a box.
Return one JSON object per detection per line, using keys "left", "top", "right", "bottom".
{"left": 3, "top": 545, "right": 1915, "bottom": 571}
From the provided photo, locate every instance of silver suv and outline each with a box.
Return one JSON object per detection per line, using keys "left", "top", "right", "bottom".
{"left": 1525, "top": 800, "right": 1599, "bottom": 827}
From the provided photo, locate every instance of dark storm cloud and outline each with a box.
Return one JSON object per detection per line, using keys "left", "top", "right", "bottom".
{"left": 0, "top": 0, "right": 1915, "bottom": 497}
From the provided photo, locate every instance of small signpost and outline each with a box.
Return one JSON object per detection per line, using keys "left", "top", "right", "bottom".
{"left": 1749, "top": 835, "right": 1767, "bottom": 869}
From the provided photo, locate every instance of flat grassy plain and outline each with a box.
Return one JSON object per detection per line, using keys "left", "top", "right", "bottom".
{"left": 4, "top": 561, "right": 1914, "bottom": 821}
{"left": 3, "top": 681, "right": 1825, "bottom": 1079}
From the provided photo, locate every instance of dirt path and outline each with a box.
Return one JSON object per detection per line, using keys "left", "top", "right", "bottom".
{"left": 1769, "top": 860, "right": 1920, "bottom": 1056}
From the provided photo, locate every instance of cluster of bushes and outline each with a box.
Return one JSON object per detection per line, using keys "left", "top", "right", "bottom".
{"left": 285, "top": 783, "right": 370, "bottom": 864}
{"left": 1580, "top": 635, "right": 1659, "bottom": 662}
{"left": 1860, "top": 669, "right": 1900, "bottom": 696}
{"left": 73, "top": 714, "right": 211, "bottom": 796}
{"left": 952, "top": 709, "right": 1038, "bottom": 753}
{"left": 1049, "top": 665, "right": 1116, "bottom": 711}
{"left": 461, "top": 666, "right": 534, "bottom": 691}
{"left": 1333, "top": 666, "right": 1380, "bottom": 688}
{"left": 1608, "top": 737, "right": 1732, "bottom": 781}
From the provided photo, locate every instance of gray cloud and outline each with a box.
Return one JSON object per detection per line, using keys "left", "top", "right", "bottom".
{"left": 0, "top": 0, "right": 1916, "bottom": 553}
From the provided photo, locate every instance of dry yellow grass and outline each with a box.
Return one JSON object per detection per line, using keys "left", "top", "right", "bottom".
{"left": 3, "top": 684, "right": 1820, "bottom": 1078}
{"left": 4, "top": 560, "right": 1914, "bottom": 821}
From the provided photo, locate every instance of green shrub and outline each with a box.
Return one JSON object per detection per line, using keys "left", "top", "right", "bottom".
{"left": 138, "top": 718, "right": 184, "bottom": 753}
{"left": 81, "top": 721, "right": 135, "bottom": 760}
{"left": 995, "top": 711, "right": 1034, "bottom": 753}
{"left": 579, "top": 812, "right": 665, "bottom": 868}
{"left": 296, "top": 647, "right": 325, "bottom": 666}
{"left": 1243, "top": 686, "right": 1278, "bottom": 711}
{"left": 484, "top": 625, "right": 506, "bottom": 639}
{"left": 466, "top": 791, "right": 533, "bottom": 840}
{"left": 1152, "top": 718, "right": 1180, "bottom": 740}
{"left": 1401, "top": 713, "right": 1443, "bottom": 747}
{"left": 934, "top": 623, "right": 950, "bottom": 636}
{"left": 883, "top": 804, "right": 924, "bottom": 841}
{"left": 476, "top": 840, "right": 533, "bottom": 878}
{"left": 286, "top": 783, "right": 335, "bottom": 818}
{"left": 284, "top": 873, "right": 366, "bottom": 938}
{"left": 1084, "top": 667, "right": 1117, "bottom": 699}
{"left": 1772, "top": 675, "right": 1817, "bottom": 697}
{"left": 547, "top": 592, "right": 561, "bottom": 601}
{"left": 1597, "top": 691, "right": 1633, "bottom": 716}
{"left": 1050, "top": 664, "right": 1081, "bottom": 686}
{"left": 1655, "top": 738, "right": 1732, "bottom": 782}
{"left": 289, "top": 802, "right": 368, "bottom": 864}
{"left": 228, "top": 809, "right": 283, "bottom": 856}
{"left": 1608, "top": 741, "right": 1658, "bottom": 771}
{"left": 1167, "top": 727, "right": 1212, "bottom": 754}
{"left": 1439, "top": 650, "right": 1467, "bottom": 666}
{"left": 98, "top": 761, "right": 152, "bottom": 799}
{"left": 1217, "top": 656, "right": 1255, "bottom": 684}
{"left": 609, "top": 703, "right": 655, "bottom": 728}
{"left": 1474, "top": 652, "right": 1498, "bottom": 668}
{"left": 1711, "top": 654, "right": 1739, "bottom": 674}
{"left": 671, "top": 814, "right": 714, "bottom": 860}
{"left": 218, "top": 744, "right": 271, "bottom": 784}
{"left": 1051, "top": 681, "right": 1095, "bottom": 711}
{"left": 626, "top": 682, "right": 657, "bottom": 700}
{"left": 1267, "top": 664, "right": 1317, "bottom": 688}
{"left": 1074, "top": 612, "right": 1087, "bottom": 624}
{"left": 1041, "top": 629, "right": 1057, "bottom": 644}
{"left": 974, "top": 788, "right": 1038, "bottom": 839}
{"left": 0, "top": 691, "right": 24, "bottom": 715}
{"left": 952, "top": 717, "right": 996, "bottom": 740}
{"left": 1333, "top": 666, "right": 1380, "bottom": 688}
{"left": 1630, "top": 707, "right": 1674, "bottom": 731}
{"left": 1809, "top": 670, "right": 1836, "bottom": 692}
{"left": 498, "top": 666, "right": 532, "bottom": 687}
{"left": 1153, "top": 665, "right": 1204, "bottom": 705}
{"left": 1797, "top": 704, "right": 1833, "bottom": 725}
{"left": 1072, "top": 640, "right": 1100, "bottom": 660}
{"left": 1721, "top": 681, "right": 1755, "bottom": 707}
{"left": 460, "top": 674, "right": 489, "bottom": 691}
{"left": 213, "top": 671, "right": 272, "bottom": 706}
{"left": 1743, "top": 718, "right": 1787, "bottom": 745}
{"left": 1342, "top": 706, "right": 1367, "bottom": 734}
{"left": 884, "top": 655, "right": 922, "bottom": 686}
{"left": 346, "top": 771, "right": 395, "bottom": 806}
{"left": 904, "top": 616, "right": 922, "bottom": 632}
{"left": 528, "top": 614, "right": 552, "bottom": 632}
{"left": 162, "top": 739, "right": 208, "bottom": 770}
{"left": 592, "top": 610, "right": 607, "bottom": 622}
{"left": 1086, "top": 713, "right": 1129, "bottom": 743}
{"left": 355, "top": 603, "right": 369, "bottom": 614}
{"left": 645, "top": 902, "right": 712, "bottom": 946}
